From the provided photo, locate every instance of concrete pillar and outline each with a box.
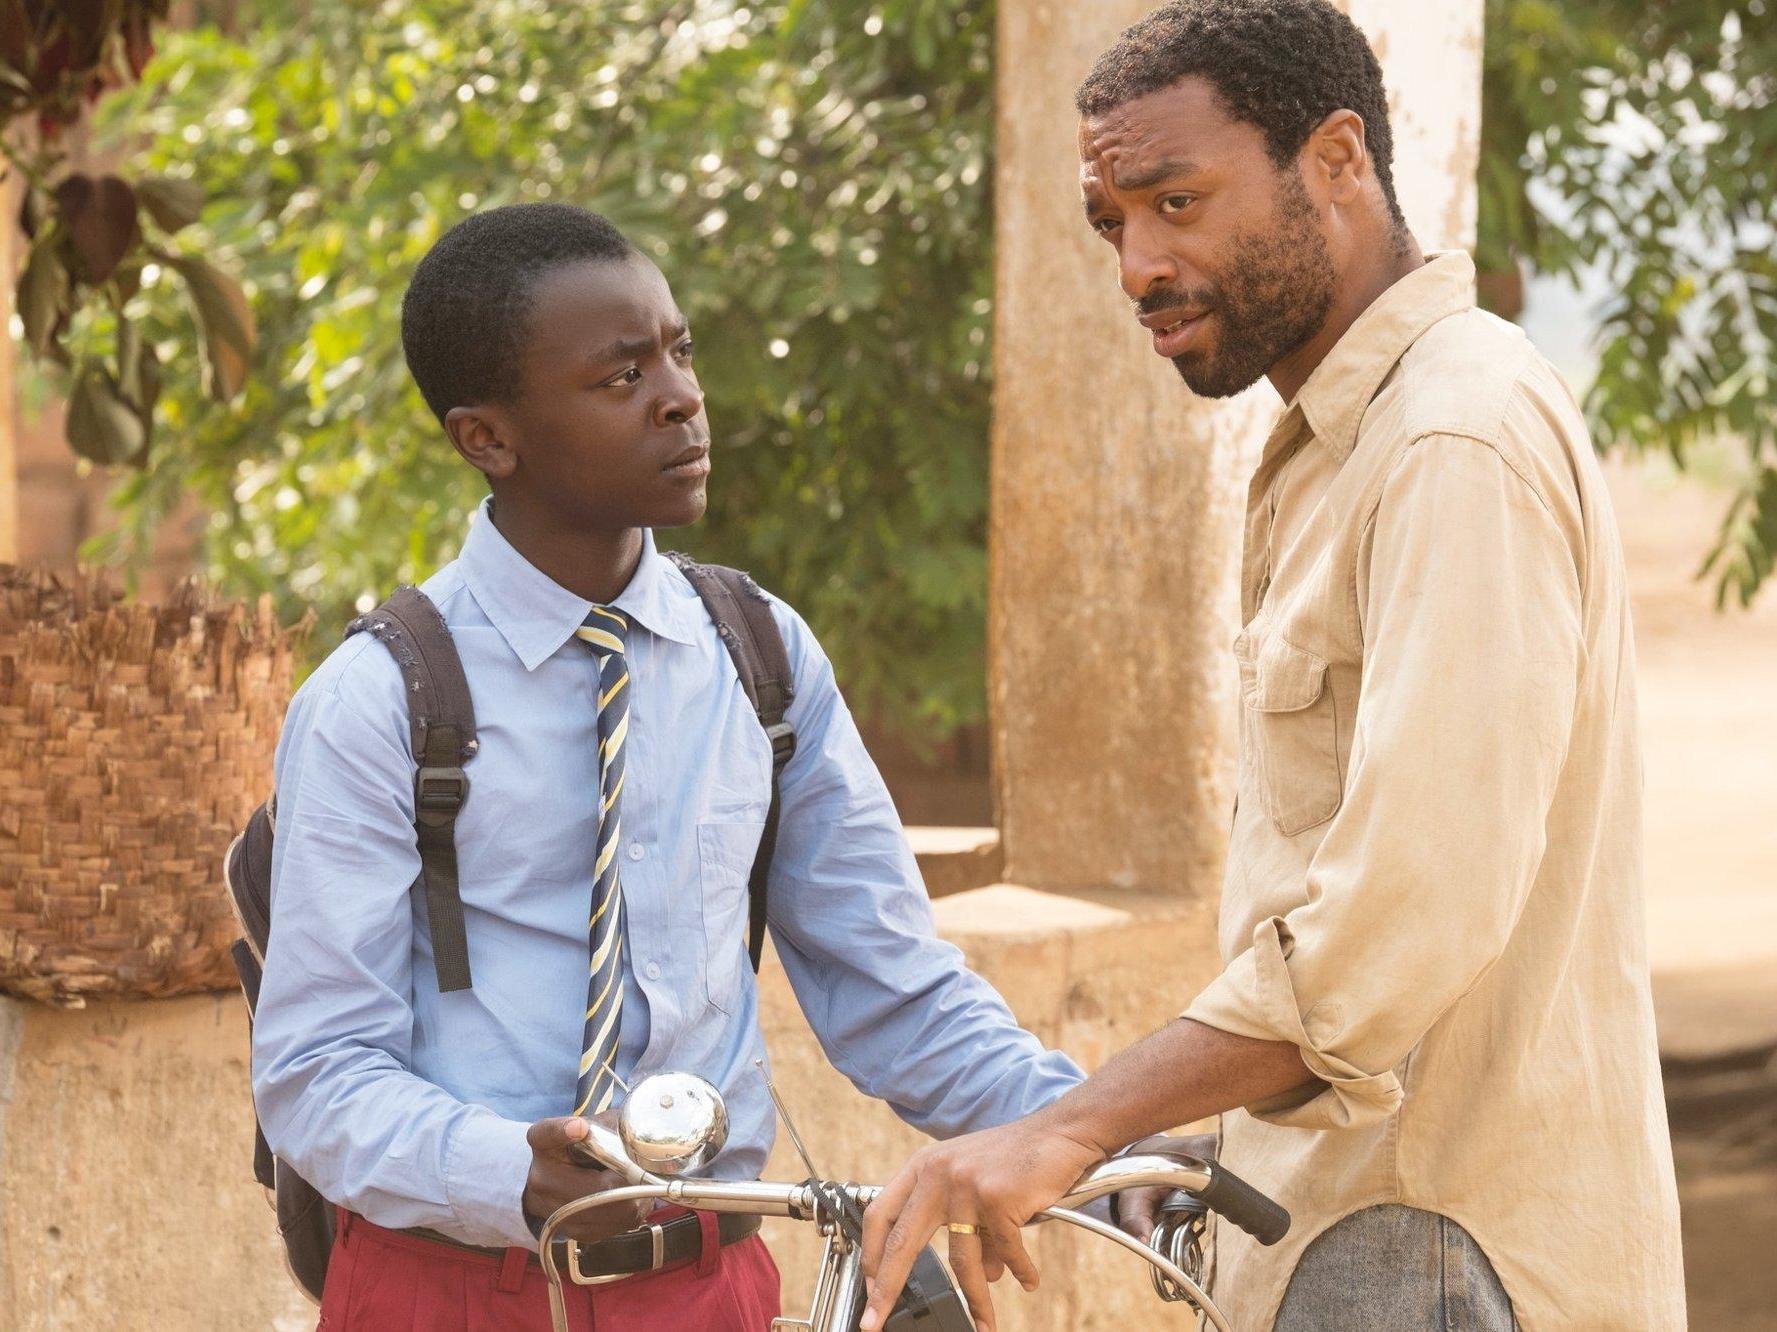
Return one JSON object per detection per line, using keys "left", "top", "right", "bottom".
{"left": 989, "top": 0, "right": 1481, "bottom": 897}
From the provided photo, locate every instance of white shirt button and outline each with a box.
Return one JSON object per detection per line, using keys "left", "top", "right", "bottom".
{"left": 644, "top": 961, "right": 662, "bottom": 980}
{"left": 627, "top": 844, "right": 645, "bottom": 861}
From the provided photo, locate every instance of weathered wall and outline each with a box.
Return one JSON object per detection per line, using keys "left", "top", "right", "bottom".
{"left": 1345, "top": 0, "right": 1483, "bottom": 253}
{"left": 0, "top": 994, "right": 316, "bottom": 1331}
{"left": 1, "top": 177, "right": 18, "bottom": 565}
{"left": 0, "top": 889, "right": 1219, "bottom": 1332}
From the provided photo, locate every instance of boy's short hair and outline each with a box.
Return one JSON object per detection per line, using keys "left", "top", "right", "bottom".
{"left": 401, "top": 202, "right": 637, "bottom": 422}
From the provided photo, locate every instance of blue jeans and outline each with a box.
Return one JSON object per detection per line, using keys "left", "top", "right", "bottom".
{"left": 1273, "top": 1205, "right": 1517, "bottom": 1330}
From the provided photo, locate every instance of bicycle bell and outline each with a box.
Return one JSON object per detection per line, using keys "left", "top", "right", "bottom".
{"left": 619, "top": 1071, "right": 729, "bottom": 1176}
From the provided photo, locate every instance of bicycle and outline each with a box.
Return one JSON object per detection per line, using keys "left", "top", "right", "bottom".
{"left": 539, "top": 1070, "right": 1290, "bottom": 1331}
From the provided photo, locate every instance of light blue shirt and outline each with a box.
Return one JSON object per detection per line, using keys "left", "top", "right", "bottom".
{"left": 252, "top": 499, "right": 1083, "bottom": 1248}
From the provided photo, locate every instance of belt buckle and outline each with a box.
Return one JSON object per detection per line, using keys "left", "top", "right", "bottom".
{"left": 564, "top": 1221, "right": 667, "bottom": 1287}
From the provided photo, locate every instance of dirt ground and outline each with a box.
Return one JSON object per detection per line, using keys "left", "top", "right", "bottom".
{"left": 1610, "top": 455, "right": 1777, "bottom": 1329}
{"left": 1615, "top": 458, "right": 1777, "bottom": 1061}
{"left": 1672, "top": 1086, "right": 1777, "bottom": 1329}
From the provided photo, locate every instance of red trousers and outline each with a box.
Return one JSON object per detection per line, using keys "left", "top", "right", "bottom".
{"left": 317, "top": 1208, "right": 782, "bottom": 1331}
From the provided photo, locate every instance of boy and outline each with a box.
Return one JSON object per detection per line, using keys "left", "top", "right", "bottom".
{"left": 252, "top": 203, "right": 1083, "bottom": 1329}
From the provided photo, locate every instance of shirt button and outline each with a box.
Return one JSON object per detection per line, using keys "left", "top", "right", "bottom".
{"left": 644, "top": 962, "right": 662, "bottom": 980}
{"left": 627, "top": 844, "right": 645, "bottom": 861}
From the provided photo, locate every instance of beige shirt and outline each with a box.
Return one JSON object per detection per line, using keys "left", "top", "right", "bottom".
{"left": 1184, "top": 252, "right": 1686, "bottom": 1331}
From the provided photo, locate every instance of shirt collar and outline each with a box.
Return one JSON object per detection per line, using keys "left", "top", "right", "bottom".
{"left": 458, "top": 497, "right": 702, "bottom": 670}
{"left": 1293, "top": 249, "right": 1477, "bottom": 463}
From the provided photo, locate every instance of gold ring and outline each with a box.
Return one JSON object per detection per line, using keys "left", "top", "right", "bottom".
{"left": 945, "top": 1222, "right": 987, "bottom": 1237}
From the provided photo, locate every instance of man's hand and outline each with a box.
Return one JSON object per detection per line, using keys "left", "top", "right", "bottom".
{"left": 1115, "top": 1185, "right": 1171, "bottom": 1242}
{"left": 858, "top": 1021, "right": 1311, "bottom": 1330}
{"left": 858, "top": 1119, "right": 1102, "bottom": 1332}
{"left": 522, "top": 1116, "right": 649, "bottom": 1243}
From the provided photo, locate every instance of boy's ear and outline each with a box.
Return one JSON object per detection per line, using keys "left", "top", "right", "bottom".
{"left": 445, "top": 405, "right": 518, "bottom": 481}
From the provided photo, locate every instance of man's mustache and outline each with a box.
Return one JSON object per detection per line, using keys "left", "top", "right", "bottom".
{"left": 1135, "top": 287, "right": 1219, "bottom": 318}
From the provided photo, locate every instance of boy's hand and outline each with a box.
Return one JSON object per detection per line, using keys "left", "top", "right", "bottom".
{"left": 1114, "top": 1131, "right": 1219, "bottom": 1242}
{"left": 523, "top": 1116, "right": 650, "bottom": 1242}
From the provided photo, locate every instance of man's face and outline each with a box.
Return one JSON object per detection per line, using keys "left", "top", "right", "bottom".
{"left": 1080, "top": 77, "right": 1337, "bottom": 398}
{"left": 491, "top": 255, "right": 711, "bottom": 530}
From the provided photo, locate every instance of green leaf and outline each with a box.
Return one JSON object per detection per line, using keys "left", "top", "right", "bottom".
{"left": 165, "top": 253, "right": 256, "bottom": 401}
{"left": 16, "top": 227, "right": 71, "bottom": 356}
{"left": 135, "top": 175, "right": 206, "bottom": 233}
{"left": 52, "top": 173, "right": 143, "bottom": 283}
{"left": 17, "top": 184, "right": 50, "bottom": 239}
{"left": 66, "top": 360, "right": 151, "bottom": 467}
{"left": 116, "top": 316, "right": 163, "bottom": 426}
{"left": 1481, "top": 0, "right": 1777, "bottom": 604}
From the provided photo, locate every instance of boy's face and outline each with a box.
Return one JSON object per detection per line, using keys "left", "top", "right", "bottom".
{"left": 452, "top": 254, "right": 711, "bottom": 531}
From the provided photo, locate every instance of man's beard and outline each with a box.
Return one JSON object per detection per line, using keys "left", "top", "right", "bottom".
{"left": 1149, "top": 171, "right": 1336, "bottom": 399}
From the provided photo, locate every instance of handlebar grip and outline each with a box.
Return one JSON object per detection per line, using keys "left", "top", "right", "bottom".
{"left": 1198, "top": 1162, "right": 1290, "bottom": 1246}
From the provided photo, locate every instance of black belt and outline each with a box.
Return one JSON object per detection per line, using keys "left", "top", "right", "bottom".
{"left": 408, "top": 1211, "right": 762, "bottom": 1281}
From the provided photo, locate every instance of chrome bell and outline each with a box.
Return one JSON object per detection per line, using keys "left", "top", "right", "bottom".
{"left": 619, "top": 1072, "right": 729, "bottom": 1177}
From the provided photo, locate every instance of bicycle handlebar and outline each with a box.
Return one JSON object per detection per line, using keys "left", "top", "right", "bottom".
{"left": 1109, "top": 1137, "right": 1292, "bottom": 1247}
{"left": 540, "top": 1179, "right": 1231, "bottom": 1332}
{"left": 1196, "top": 1158, "right": 1291, "bottom": 1245}
{"left": 538, "top": 1153, "right": 1288, "bottom": 1332}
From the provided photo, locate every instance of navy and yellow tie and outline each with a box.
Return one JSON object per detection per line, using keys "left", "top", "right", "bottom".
{"left": 572, "top": 605, "right": 631, "bottom": 1116}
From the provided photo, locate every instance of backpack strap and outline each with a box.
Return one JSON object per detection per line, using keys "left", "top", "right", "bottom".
{"left": 664, "top": 554, "right": 797, "bottom": 972}
{"left": 345, "top": 586, "right": 479, "bottom": 992}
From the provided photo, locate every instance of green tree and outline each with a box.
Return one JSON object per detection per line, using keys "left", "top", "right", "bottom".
{"left": 93, "top": 0, "right": 1775, "bottom": 745}
{"left": 1, "top": 0, "right": 258, "bottom": 468}
{"left": 99, "top": 0, "right": 994, "bottom": 736}
{"left": 1479, "top": 0, "right": 1776, "bottom": 604}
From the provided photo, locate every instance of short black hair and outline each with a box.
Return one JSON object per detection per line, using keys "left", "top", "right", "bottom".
{"left": 401, "top": 202, "right": 637, "bottom": 422}
{"left": 1076, "top": 0, "right": 1405, "bottom": 227}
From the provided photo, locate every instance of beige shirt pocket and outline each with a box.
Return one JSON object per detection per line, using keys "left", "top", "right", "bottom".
{"left": 1235, "top": 629, "right": 1342, "bottom": 836}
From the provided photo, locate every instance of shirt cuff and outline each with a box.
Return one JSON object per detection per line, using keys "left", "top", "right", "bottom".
{"left": 444, "top": 1109, "right": 535, "bottom": 1248}
{"left": 1183, "top": 917, "right": 1403, "bottom": 1130}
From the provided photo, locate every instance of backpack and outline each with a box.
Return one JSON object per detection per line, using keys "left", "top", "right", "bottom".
{"left": 223, "top": 556, "right": 797, "bottom": 1302}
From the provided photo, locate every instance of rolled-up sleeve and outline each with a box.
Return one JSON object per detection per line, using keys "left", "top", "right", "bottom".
{"left": 1186, "top": 433, "right": 1583, "bottom": 1129}
{"left": 252, "top": 656, "right": 535, "bottom": 1247}
{"left": 763, "top": 601, "right": 1085, "bottom": 1136}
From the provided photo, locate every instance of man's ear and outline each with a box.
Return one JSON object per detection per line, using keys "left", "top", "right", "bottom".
{"left": 445, "top": 405, "right": 518, "bottom": 482}
{"left": 1304, "top": 108, "right": 1369, "bottom": 207}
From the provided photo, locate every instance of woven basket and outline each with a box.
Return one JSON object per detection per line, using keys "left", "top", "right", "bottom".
{"left": 0, "top": 566, "right": 309, "bottom": 1006}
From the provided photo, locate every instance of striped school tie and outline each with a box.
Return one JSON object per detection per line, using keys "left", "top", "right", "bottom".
{"left": 571, "top": 605, "right": 632, "bottom": 1116}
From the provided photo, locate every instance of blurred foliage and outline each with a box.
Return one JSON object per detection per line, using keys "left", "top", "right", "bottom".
{"left": 87, "top": 0, "right": 1775, "bottom": 739}
{"left": 97, "top": 0, "right": 993, "bottom": 736}
{"left": 1479, "top": 0, "right": 1776, "bottom": 604}
{"left": 2, "top": 0, "right": 258, "bottom": 467}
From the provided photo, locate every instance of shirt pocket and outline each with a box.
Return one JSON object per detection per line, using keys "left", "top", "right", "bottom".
{"left": 1235, "top": 629, "right": 1342, "bottom": 836}
{"left": 696, "top": 820, "right": 765, "bottom": 1015}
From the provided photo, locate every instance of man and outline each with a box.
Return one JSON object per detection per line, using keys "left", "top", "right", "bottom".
{"left": 858, "top": 3, "right": 1686, "bottom": 1330}
{"left": 253, "top": 203, "right": 1083, "bottom": 1329}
